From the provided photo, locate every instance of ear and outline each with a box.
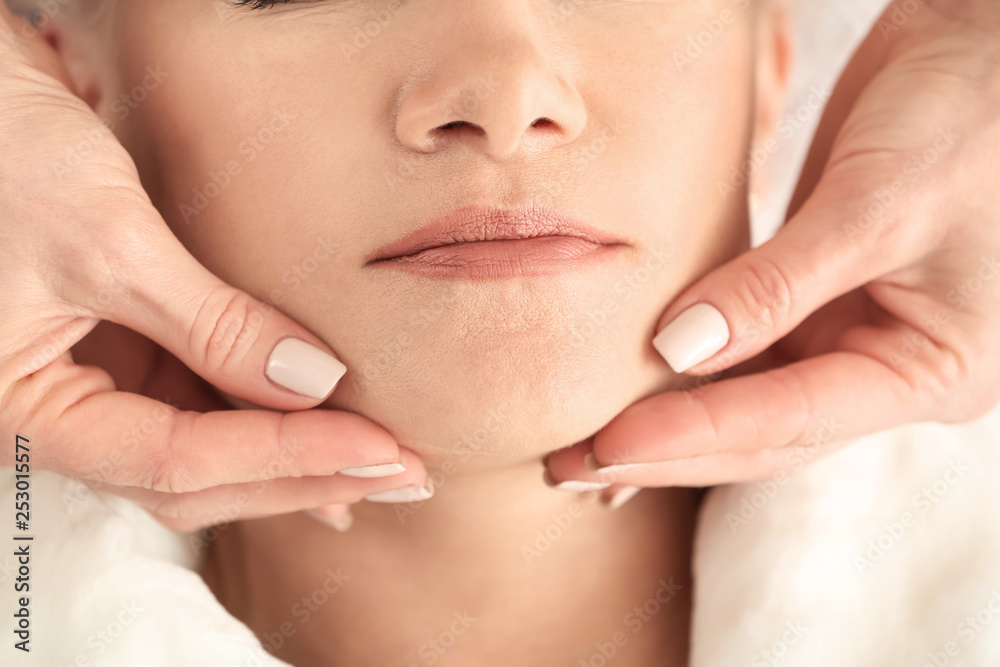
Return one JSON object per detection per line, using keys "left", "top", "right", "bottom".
{"left": 22, "top": 6, "right": 112, "bottom": 115}
{"left": 750, "top": 1, "right": 794, "bottom": 208}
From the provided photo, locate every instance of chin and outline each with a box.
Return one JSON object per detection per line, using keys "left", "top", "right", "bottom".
{"left": 324, "top": 325, "right": 666, "bottom": 468}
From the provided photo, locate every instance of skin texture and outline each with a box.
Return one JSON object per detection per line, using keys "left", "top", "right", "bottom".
{"left": 31, "top": 0, "right": 789, "bottom": 665}
{"left": 98, "top": 0, "right": 771, "bottom": 467}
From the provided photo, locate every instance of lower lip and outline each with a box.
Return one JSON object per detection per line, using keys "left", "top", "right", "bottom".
{"left": 371, "top": 236, "right": 622, "bottom": 279}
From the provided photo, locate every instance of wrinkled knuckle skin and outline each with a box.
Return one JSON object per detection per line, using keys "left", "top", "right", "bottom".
{"left": 143, "top": 413, "right": 198, "bottom": 495}
{"left": 733, "top": 257, "right": 796, "bottom": 339}
{"left": 193, "top": 289, "right": 266, "bottom": 375}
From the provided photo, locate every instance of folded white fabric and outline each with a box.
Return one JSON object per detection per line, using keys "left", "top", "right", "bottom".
{"left": 4, "top": 412, "right": 998, "bottom": 667}
{"left": 692, "top": 410, "right": 1000, "bottom": 667}
{"left": 0, "top": 470, "right": 292, "bottom": 667}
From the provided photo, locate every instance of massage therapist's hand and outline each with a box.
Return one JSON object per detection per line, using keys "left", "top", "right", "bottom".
{"left": 0, "top": 4, "right": 425, "bottom": 532}
{"left": 546, "top": 0, "right": 1000, "bottom": 504}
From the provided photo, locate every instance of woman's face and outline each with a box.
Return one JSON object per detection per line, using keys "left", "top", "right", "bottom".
{"left": 86, "top": 0, "right": 781, "bottom": 465}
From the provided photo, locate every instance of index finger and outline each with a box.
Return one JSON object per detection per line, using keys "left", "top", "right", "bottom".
{"left": 590, "top": 350, "right": 921, "bottom": 468}
{"left": 19, "top": 361, "right": 401, "bottom": 493}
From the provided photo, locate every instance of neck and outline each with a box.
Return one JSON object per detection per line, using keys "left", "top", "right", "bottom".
{"left": 202, "top": 454, "right": 698, "bottom": 667}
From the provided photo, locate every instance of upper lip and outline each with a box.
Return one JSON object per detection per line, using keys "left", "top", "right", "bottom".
{"left": 366, "top": 204, "right": 628, "bottom": 262}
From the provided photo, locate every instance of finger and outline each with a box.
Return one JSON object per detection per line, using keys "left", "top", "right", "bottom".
{"left": 79, "top": 218, "right": 350, "bottom": 410}
{"left": 91, "top": 448, "right": 426, "bottom": 532}
{"left": 541, "top": 439, "right": 614, "bottom": 493}
{"left": 649, "top": 186, "right": 920, "bottom": 377}
{"left": 588, "top": 449, "right": 796, "bottom": 488}
{"left": 589, "top": 349, "right": 924, "bottom": 467}
{"left": 17, "top": 358, "right": 403, "bottom": 492}
{"left": 549, "top": 438, "right": 844, "bottom": 490}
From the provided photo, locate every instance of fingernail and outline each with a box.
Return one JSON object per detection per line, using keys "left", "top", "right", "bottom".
{"left": 607, "top": 486, "right": 641, "bottom": 511}
{"left": 266, "top": 337, "right": 347, "bottom": 399}
{"left": 306, "top": 506, "right": 354, "bottom": 532}
{"left": 339, "top": 462, "right": 407, "bottom": 478}
{"left": 652, "top": 303, "right": 729, "bottom": 373}
{"left": 543, "top": 470, "right": 611, "bottom": 492}
{"left": 364, "top": 484, "right": 433, "bottom": 503}
{"left": 594, "top": 462, "right": 647, "bottom": 476}
{"left": 554, "top": 480, "right": 612, "bottom": 492}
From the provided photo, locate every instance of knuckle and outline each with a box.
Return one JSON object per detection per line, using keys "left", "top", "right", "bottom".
{"left": 191, "top": 288, "right": 267, "bottom": 373}
{"left": 759, "top": 368, "right": 814, "bottom": 450}
{"left": 144, "top": 412, "right": 198, "bottom": 494}
{"left": 732, "top": 256, "right": 796, "bottom": 340}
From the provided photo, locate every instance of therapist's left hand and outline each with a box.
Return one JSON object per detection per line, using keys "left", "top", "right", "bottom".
{"left": 543, "top": 0, "right": 1000, "bottom": 508}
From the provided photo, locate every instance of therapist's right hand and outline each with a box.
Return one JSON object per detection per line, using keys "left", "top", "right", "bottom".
{"left": 0, "top": 3, "right": 424, "bottom": 533}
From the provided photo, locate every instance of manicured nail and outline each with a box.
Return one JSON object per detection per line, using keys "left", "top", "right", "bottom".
{"left": 339, "top": 462, "right": 407, "bottom": 478}
{"left": 553, "top": 480, "right": 612, "bottom": 492}
{"left": 266, "top": 337, "right": 347, "bottom": 399}
{"left": 652, "top": 303, "right": 730, "bottom": 373}
{"left": 594, "top": 462, "right": 647, "bottom": 476}
{"left": 543, "top": 470, "right": 611, "bottom": 492}
{"left": 607, "top": 486, "right": 641, "bottom": 510}
{"left": 306, "top": 506, "right": 353, "bottom": 532}
{"left": 364, "top": 484, "right": 433, "bottom": 503}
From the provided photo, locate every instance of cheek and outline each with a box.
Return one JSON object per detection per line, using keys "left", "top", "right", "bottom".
{"left": 112, "top": 13, "right": 377, "bottom": 296}
{"left": 106, "top": 4, "right": 754, "bottom": 460}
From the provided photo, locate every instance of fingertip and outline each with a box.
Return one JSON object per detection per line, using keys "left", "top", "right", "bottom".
{"left": 265, "top": 336, "right": 347, "bottom": 400}
{"left": 652, "top": 302, "right": 731, "bottom": 374}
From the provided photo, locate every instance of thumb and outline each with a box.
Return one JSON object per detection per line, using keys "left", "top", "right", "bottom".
{"left": 93, "top": 217, "right": 348, "bottom": 410}
{"left": 651, "top": 191, "right": 898, "bottom": 376}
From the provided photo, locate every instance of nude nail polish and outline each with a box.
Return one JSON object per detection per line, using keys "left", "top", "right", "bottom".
{"left": 607, "top": 486, "right": 641, "bottom": 510}
{"left": 339, "top": 462, "right": 407, "bottom": 478}
{"left": 652, "top": 303, "right": 730, "bottom": 373}
{"left": 266, "top": 337, "right": 347, "bottom": 399}
{"left": 364, "top": 484, "right": 433, "bottom": 503}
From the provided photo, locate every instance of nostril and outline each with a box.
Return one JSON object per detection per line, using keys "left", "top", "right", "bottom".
{"left": 532, "top": 117, "right": 555, "bottom": 128}
{"left": 438, "top": 120, "right": 466, "bottom": 130}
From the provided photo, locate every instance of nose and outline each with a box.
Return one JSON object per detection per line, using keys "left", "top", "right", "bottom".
{"left": 394, "top": 13, "right": 587, "bottom": 160}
